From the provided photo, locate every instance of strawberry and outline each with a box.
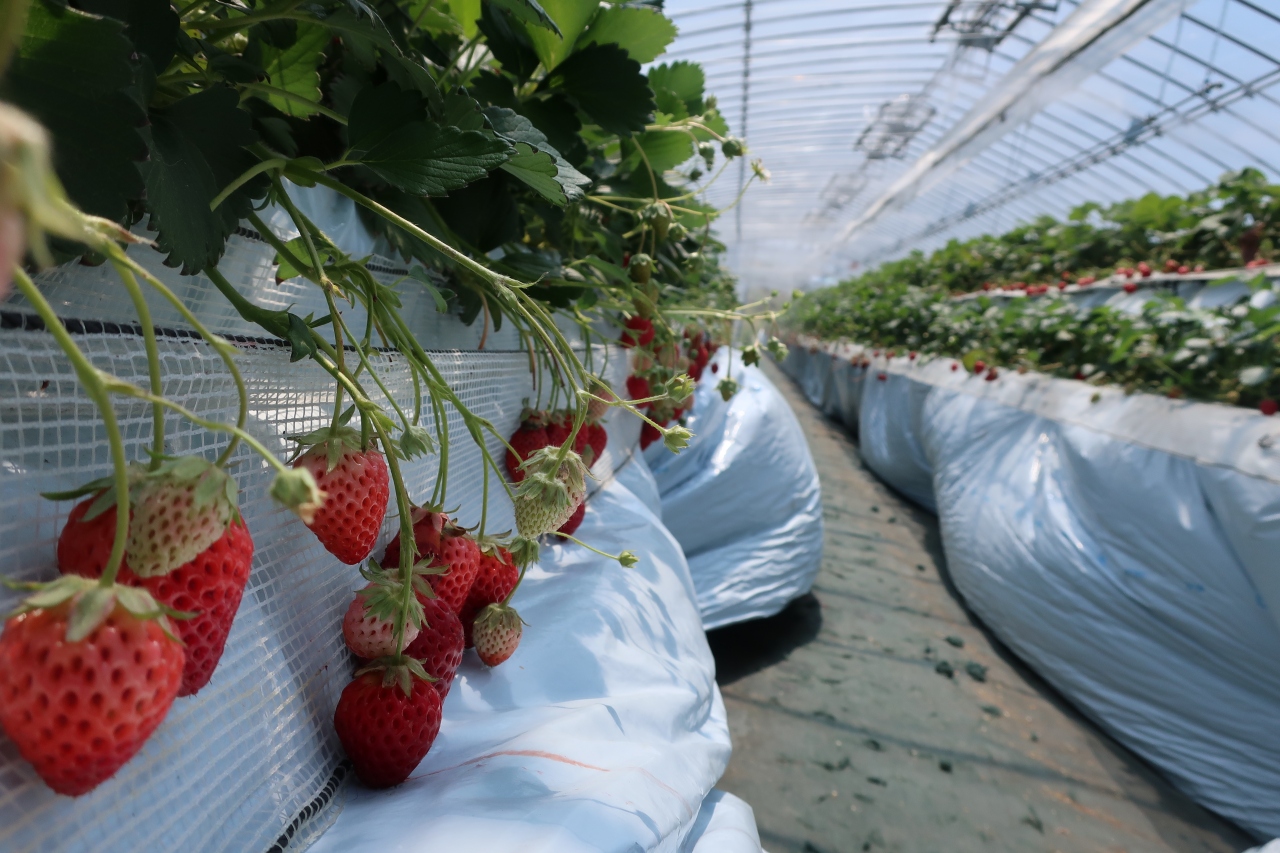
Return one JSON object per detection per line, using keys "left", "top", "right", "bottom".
{"left": 120, "top": 458, "right": 238, "bottom": 578}
{"left": 710, "top": 362, "right": 719, "bottom": 374}
{"left": 546, "top": 412, "right": 588, "bottom": 456}
{"left": 333, "top": 665, "right": 442, "bottom": 789}
{"left": 459, "top": 546, "right": 519, "bottom": 648}
{"left": 293, "top": 428, "right": 389, "bottom": 565}
{"left": 582, "top": 422, "right": 608, "bottom": 468}
{"left": 972, "top": 360, "right": 986, "bottom": 374}
{"left": 513, "top": 447, "right": 587, "bottom": 537}
{"left": 472, "top": 603, "right": 523, "bottom": 667}
{"left": 382, "top": 509, "right": 482, "bottom": 614}
{"left": 505, "top": 413, "right": 550, "bottom": 483}
{"left": 876, "top": 373, "right": 887, "bottom": 382}
{"left": 0, "top": 581, "right": 184, "bottom": 795}
{"left": 950, "top": 362, "right": 959, "bottom": 371}
{"left": 640, "top": 421, "right": 661, "bottom": 449}
{"left": 557, "top": 501, "right": 586, "bottom": 537}
{"left": 403, "top": 595, "right": 464, "bottom": 696}
{"left": 343, "top": 582, "right": 420, "bottom": 659}
{"left": 985, "top": 367, "right": 999, "bottom": 381}
{"left": 1178, "top": 265, "right": 1190, "bottom": 274}
{"left": 586, "top": 378, "right": 615, "bottom": 421}
{"left": 626, "top": 374, "right": 652, "bottom": 408}
{"left": 59, "top": 494, "right": 253, "bottom": 697}
{"left": 1123, "top": 282, "right": 1138, "bottom": 293}
{"left": 1261, "top": 399, "right": 1278, "bottom": 416}
{"left": 1137, "top": 261, "right": 1152, "bottom": 277}
{"left": 620, "top": 315, "right": 654, "bottom": 348}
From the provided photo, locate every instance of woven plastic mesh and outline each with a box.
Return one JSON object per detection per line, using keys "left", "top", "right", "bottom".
{"left": 0, "top": 236, "right": 632, "bottom": 853}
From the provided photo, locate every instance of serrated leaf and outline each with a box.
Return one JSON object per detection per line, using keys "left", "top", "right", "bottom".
{"left": 444, "top": 0, "right": 481, "bottom": 37}
{"left": 491, "top": 0, "right": 559, "bottom": 34}
{"left": 400, "top": 0, "right": 465, "bottom": 36}
{"left": 0, "top": 0, "right": 146, "bottom": 223}
{"left": 478, "top": 2, "right": 540, "bottom": 82}
{"left": 347, "top": 83, "right": 427, "bottom": 158}
{"left": 407, "top": 267, "right": 451, "bottom": 312}
{"left": 647, "top": 61, "right": 704, "bottom": 114}
{"left": 525, "top": 0, "right": 597, "bottom": 71}
{"left": 544, "top": 43, "right": 653, "bottom": 136}
{"left": 143, "top": 87, "right": 265, "bottom": 274}
{"left": 626, "top": 129, "right": 694, "bottom": 174}
{"left": 286, "top": 313, "right": 319, "bottom": 362}
{"left": 78, "top": 0, "right": 180, "bottom": 73}
{"left": 443, "top": 88, "right": 487, "bottom": 131}
{"left": 578, "top": 5, "right": 675, "bottom": 64}
{"left": 485, "top": 106, "right": 589, "bottom": 204}
{"left": 356, "top": 121, "right": 513, "bottom": 196}
{"left": 259, "top": 22, "right": 328, "bottom": 117}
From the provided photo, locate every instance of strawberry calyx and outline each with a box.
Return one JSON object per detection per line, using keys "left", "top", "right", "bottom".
{"left": 3, "top": 575, "right": 186, "bottom": 643}
{"left": 357, "top": 561, "right": 427, "bottom": 634}
{"left": 290, "top": 424, "right": 378, "bottom": 474}
{"left": 354, "top": 655, "right": 437, "bottom": 698}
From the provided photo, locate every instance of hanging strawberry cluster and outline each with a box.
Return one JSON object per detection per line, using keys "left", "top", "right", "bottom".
{"left": 0, "top": 0, "right": 784, "bottom": 797}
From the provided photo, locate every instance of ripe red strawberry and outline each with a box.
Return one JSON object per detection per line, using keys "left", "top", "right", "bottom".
{"left": 1261, "top": 399, "right": 1278, "bottom": 416}
{"left": 582, "top": 422, "right": 608, "bottom": 468}
{"left": 333, "top": 667, "right": 442, "bottom": 789}
{"left": 1137, "top": 261, "right": 1152, "bottom": 277}
{"left": 546, "top": 413, "right": 588, "bottom": 456}
{"left": 472, "top": 603, "right": 523, "bottom": 667}
{"left": 0, "top": 592, "right": 184, "bottom": 795}
{"left": 876, "top": 373, "right": 887, "bottom": 382}
{"left": 1123, "top": 282, "right": 1138, "bottom": 293}
{"left": 1178, "top": 265, "right": 1190, "bottom": 274}
{"left": 293, "top": 430, "right": 389, "bottom": 565}
{"left": 459, "top": 546, "right": 519, "bottom": 648}
{"left": 986, "top": 367, "right": 999, "bottom": 381}
{"left": 557, "top": 501, "right": 586, "bottom": 537}
{"left": 382, "top": 509, "right": 481, "bottom": 614}
{"left": 620, "top": 315, "right": 655, "bottom": 348}
{"left": 59, "top": 496, "right": 253, "bottom": 697}
{"left": 506, "top": 415, "right": 550, "bottom": 483}
{"left": 640, "top": 421, "right": 661, "bottom": 449}
{"left": 343, "top": 582, "right": 419, "bottom": 659}
{"left": 404, "top": 596, "right": 464, "bottom": 696}
{"left": 711, "top": 362, "right": 719, "bottom": 374}
{"left": 626, "top": 374, "right": 652, "bottom": 408}
{"left": 972, "top": 360, "right": 986, "bottom": 374}
{"left": 1164, "top": 259, "right": 1180, "bottom": 273}
{"left": 950, "top": 362, "right": 959, "bottom": 371}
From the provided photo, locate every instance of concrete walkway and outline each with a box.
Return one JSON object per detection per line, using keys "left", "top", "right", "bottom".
{"left": 708, "top": 360, "right": 1255, "bottom": 853}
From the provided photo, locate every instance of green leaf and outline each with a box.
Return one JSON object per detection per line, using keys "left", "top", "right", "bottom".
{"left": 478, "top": 2, "right": 540, "bottom": 81}
{"left": 578, "top": 5, "right": 676, "bottom": 64}
{"left": 484, "top": 106, "right": 589, "bottom": 204}
{"left": 647, "top": 61, "right": 704, "bottom": 114}
{"left": 355, "top": 121, "right": 513, "bottom": 196}
{"left": 445, "top": 0, "right": 482, "bottom": 37}
{"left": 434, "top": 172, "right": 521, "bottom": 252}
{"left": 407, "top": 267, "right": 451, "bottom": 312}
{"left": 346, "top": 83, "right": 427, "bottom": 158}
{"left": 491, "top": 0, "right": 560, "bottom": 35}
{"left": 143, "top": 87, "right": 265, "bottom": 274}
{"left": 259, "top": 22, "right": 328, "bottom": 117}
{"left": 525, "top": 0, "right": 597, "bottom": 71}
{"left": 544, "top": 43, "right": 653, "bottom": 136}
{"left": 627, "top": 129, "right": 694, "bottom": 174}
{"left": 0, "top": 0, "right": 146, "bottom": 223}
{"left": 77, "top": 0, "right": 179, "bottom": 73}
{"left": 442, "top": 87, "right": 487, "bottom": 131}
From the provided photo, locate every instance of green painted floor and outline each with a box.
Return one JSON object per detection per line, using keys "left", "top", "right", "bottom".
{"left": 706, "top": 360, "right": 1255, "bottom": 853}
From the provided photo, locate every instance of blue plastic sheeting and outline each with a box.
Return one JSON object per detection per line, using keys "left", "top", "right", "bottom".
{"left": 681, "top": 790, "right": 763, "bottom": 853}
{"left": 648, "top": 349, "right": 824, "bottom": 630}
{"left": 780, "top": 345, "right": 1280, "bottom": 839}
{"left": 310, "top": 458, "right": 758, "bottom": 853}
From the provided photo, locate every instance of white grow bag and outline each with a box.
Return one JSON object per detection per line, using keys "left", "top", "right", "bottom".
{"left": 0, "top": 210, "right": 760, "bottom": 852}
{"left": 782, "top": 343, "right": 1280, "bottom": 839}
{"left": 647, "top": 349, "right": 824, "bottom": 630}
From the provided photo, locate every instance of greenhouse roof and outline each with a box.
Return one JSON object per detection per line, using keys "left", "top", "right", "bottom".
{"left": 662, "top": 0, "right": 1280, "bottom": 294}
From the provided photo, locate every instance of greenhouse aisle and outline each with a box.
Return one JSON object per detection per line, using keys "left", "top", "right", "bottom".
{"left": 705, "top": 360, "right": 1256, "bottom": 853}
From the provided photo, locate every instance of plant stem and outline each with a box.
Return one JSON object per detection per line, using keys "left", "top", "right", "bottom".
{"left": 111, "top": 260, "right": 165, "bottom": 469}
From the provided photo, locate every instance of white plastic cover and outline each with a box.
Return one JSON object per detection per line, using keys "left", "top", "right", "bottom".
{"left": 780, "top": 344, "right": 1280, "bottom": 838}
{"left": 681, "top": 790, "right": 764, "bottom": 853}
{"left": 309, "top": 457, "right": 747, "bottom": 853}
{"left": 648, "top": 348, "right": 824, "bottom": 630}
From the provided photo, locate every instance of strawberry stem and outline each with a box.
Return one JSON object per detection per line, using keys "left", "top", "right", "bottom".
{"left": 110, "top": 259, "right": 165, "bottom": 470}
{"left": 12, "top": 267, "right": 131, "bottom": 587}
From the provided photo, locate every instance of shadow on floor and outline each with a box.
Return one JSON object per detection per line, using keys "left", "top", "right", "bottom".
{"left": 706, "top": 593, "right": 823, "bottom": 686}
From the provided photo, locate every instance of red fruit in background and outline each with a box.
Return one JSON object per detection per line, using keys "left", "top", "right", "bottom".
{"left": 1164, "top": 259, "right": 1180, "bottom": 273}
{"left": 333, "top": 670, "right": 442, "bottom": 789}
{"left": 876, "top": 373, "right": 887, "bottom": 381}
{"left": 950, "top": 363, "right": 959, "bottom": 371}
{"left": 545, "top": 414, "right": 587, "bottom": 457}
{"left": 1137, "top": 262, "right": 1151, "bottom": 277}
{"left": 557, "top": 501, "right": 586, "bottom": 537}
{"left": 404, "top": 596, "right": 464, "bottom": 695}
{"left": 640, "top": 421, "right": 661, "bottom": 449}
{"left": 1261, "top": 399, "right": 1278, "bottom": 416}
{"left": 909, "top": 351, "right": 918, "bottom": 360}
{"left": 1178, "top": 265, "right": 1190, "bottom": 274}
{"left": 620, "top": 316, "right": 655, "bottom": 348}
{"left": 1123, "top": 282, "right": 1138, "bottom": 293}
{"left": 985, "top": 368, "right": 999, "bottom": 381}
{"left": 711, "top": 362, "right": 719, "bottom": 374}
{"left": 505, "top": 419, "right": 551, "bottom": 482}
{"left": 0, "top": 601, "right": 184, "bottom": 796}
{"left": 472, "top": 604, "right": 523, "bottom": 667}
{"left": 972, "top": 360, "right": 986, "bottom": 374}
{"left": 583, "top": 422, "right": 608, "bottom": 468}
{"left": 1058, "top": 281, "right": 1068, "bottom": 290}
{"left": 294, "top": 444, "right": 389, "bottom": 564}
{"left": 460, "top": 548, "right": 519, "bottom": 648}
{"left": 1194, "top": 264, "right": 1205, "bottom": 272}
{"left": 626, "top": 374, "right": 652, "bottom": 408}
{"left": 1078, "top": 276, "right": 1096, "bottom": 286}
{"left": 382, "top": 510, "right": 482, "bottom": 614}
{"left": 343, "top": 583, "right": 418, "bottom": 659}
{"left": 688, "top": 361, "right": 703, "bottom": 381}
{"left": 58, "top": 497, "right": 254, "bottom": 697}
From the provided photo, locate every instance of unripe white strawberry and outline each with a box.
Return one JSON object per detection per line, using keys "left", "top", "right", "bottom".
{"left": 342, "top": 582, "right": 419, "bottom": 659}
{"left": 513, "top": 447, "right": 587, "bottom": 538}
{"left": 473, "top": 603, "right": 523, "bottom": 666}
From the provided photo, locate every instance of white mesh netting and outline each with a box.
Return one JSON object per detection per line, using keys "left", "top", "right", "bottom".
{"left": 0, "top": 234, "right": 634, "bottom": 852}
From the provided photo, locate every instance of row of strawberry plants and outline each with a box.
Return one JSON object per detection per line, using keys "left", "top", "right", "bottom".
{"left": 0, "top": 0, "right": 782, "bottom": 802}
{"left": 852, "top": 169, "right": 1280, "bottom": 294}
{"left": 785, "top": 275, "right": 1280, "bottom": 414}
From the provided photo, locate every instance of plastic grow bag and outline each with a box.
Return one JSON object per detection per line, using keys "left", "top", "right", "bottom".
{"left": 821, "top": 346, "right": 1280, "bottom": 838}
{"left": 0, "top": 226, "right": 753, "bottom": 851}
{"left": 647, "top": 349, "right": 824, "bottom": 630}
{"left": 308, "top": 458, "right": 742, "bottom": 853}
